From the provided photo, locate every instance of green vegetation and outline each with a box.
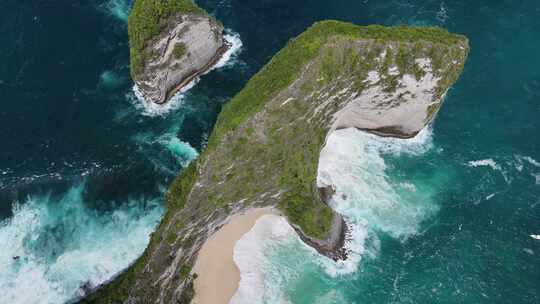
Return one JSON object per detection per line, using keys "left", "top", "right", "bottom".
{"left": 179, "top": 264, "right": 192, "bottom": 280}
{"left": 177, "top": 277, "right": 195, "bottom": 304}
{"left": 128, "top": 0, "right": 208, "bottom": 77}
{"left": 173, "top": 42, "right": 187, "bottom": 59}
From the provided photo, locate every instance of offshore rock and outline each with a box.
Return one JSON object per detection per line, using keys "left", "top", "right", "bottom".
{"left": 133, "top": 14, "right": 226, "bottom": 104}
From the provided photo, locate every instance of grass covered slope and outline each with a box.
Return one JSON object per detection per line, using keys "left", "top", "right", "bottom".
{"left": 202, "top": 20, "right": 468, "bottom": 238}
{"left": 209, "top": 20, "right": 466, "bottom": 147}
{"left": 83, "top": 21, "right": 468, "bottom": 304}
{"left": 128, "top": 0, "right": 208, "bottom": 77}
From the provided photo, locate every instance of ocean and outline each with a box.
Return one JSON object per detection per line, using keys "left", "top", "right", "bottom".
{"left": 0, "top": 0, "right": 538, "bottom": 303}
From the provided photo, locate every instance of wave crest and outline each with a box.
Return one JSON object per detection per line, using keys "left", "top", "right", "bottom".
{"left": 0, "top": 184, "right": 162, "bottom": 304}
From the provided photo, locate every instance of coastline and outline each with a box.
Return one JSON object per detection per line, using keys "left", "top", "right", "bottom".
{"left": 192, "top": 207, "right": 277, "bottom": 304}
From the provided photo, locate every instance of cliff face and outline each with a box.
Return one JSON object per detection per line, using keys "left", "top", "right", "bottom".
{"left": 128, "top": 1, "right": 226, "bottom": 104}
{"left": 83, "top": 21, "right": 468, "bottom": 304}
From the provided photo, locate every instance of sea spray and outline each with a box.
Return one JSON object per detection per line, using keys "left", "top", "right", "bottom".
{"left": 0, "top": 184, "right": 162, "bottom": 304}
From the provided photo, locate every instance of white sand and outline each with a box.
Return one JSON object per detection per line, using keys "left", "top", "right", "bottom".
{"left": 192, "top": 208, "right": 276, "bottom": 304}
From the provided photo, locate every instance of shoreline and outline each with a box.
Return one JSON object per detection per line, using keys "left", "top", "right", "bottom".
{"left": 192, "top": 207, "right": 276, "bottom": 304}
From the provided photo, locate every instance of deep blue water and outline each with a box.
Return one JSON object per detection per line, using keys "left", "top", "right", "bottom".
{"left": 0, "top": 0, "right": 539, "bottom": 303}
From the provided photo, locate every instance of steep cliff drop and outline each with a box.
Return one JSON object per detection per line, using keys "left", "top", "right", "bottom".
{"left": 81, "top": 21, "right": 468, "bottom": 304}
{"left": 128, "top": 0, "right": 227, "bottom": 104}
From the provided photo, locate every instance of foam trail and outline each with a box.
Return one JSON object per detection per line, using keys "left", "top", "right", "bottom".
{"left": 467, "top": 158, "right": 511, "bottom": 183}
{"left": 519, "top": 155, "right": 540, "bottom": 167}
{"left": 0, "top": 184, "right": 163, "bottom": 304}
{"left": 467, "top": 159, "right": 501, "bottom": 171}
{"left": 156, "top": 132, "right": 198, "bottom": 167}
{"left": 129, "top": 30, "right": 243, "bottom": 117}
{"left": 132, "top": 123, "right": 198, "bottom": 175}
{"left": 101, "top": 0, "right": 130, "bottom": 22}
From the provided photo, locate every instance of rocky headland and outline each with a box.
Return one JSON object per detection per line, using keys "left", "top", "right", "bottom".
{"left": 82, "top": 20, "right": 469, "bottom": 304}
{"left": 128, "top": 0, "right": 227, "bottom": 104}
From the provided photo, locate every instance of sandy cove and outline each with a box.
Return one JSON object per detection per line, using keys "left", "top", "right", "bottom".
{"left": 191, "top": 208, "right": 277, "bottom": 304}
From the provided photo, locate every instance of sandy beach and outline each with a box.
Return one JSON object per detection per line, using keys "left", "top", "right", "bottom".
{"left": 192, "top": 208, "right": 276, "bottom": 304}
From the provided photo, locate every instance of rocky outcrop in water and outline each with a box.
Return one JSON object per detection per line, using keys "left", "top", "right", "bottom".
{"left": 128, "top": 1, "right": 227, "bottom": 104}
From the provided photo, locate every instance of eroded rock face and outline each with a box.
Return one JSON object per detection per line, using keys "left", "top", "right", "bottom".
{"left": 332, "top": 56, "right": 451, "bottom": 138}
{"left": 135, "top": 14, "right": 225, "bottom": 104}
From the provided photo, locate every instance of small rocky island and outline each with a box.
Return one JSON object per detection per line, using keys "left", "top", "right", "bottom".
{"left": 82, "top": 20, "right": 468, "bottom": 303}
{"left": 128, "top": 0, "right": 227, "bottom": 104}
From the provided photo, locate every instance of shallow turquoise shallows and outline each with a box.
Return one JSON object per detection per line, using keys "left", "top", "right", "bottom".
{"left": 0, "top": 0, "right": 538, "bottom": 303}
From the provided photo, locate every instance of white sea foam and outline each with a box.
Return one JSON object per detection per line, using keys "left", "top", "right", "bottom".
{"left": 467, "top": 159, "right": 501, "bottom": 171}
{"left": 132, "top": 125, "right": 198, "bottom": 175}
{"left": 467, "top": 158, "right": 513, "bottom": 183}
{"left": 523, "top": 248, "right": 534, "bottom": 255}
{"left": 211, "top": 30, "right": 243, "bottom": 70}
{"left": 156, "top": 132, "right": 198, "bottom": 166}
{"left": 130, "top": 80, "right": 197, "bottom": 117}
{"left": 0, "top": 184, "right": 162, "bottom": 304}
{"left": 129, "top": 30, "right": 243, "bottom": 117}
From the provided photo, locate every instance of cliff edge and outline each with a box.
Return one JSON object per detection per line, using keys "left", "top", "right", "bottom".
{"left": 128, "top": 0, "right": 227, "bottom": 104}
{"left": 81, "top": 20, "right": 468, "bottom": 304}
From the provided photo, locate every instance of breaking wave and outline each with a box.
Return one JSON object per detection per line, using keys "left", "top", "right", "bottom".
{"left": 131, "top": 115, "right": 199, "bottom": 176}
{"left": 213, "top": 30, "right": 244, "bottom": 69}
{"left": 0, "top": 183, "right": 163, "bottom": 304}
{"left": 129, "top": 81, "right": 197, "bottom": 118}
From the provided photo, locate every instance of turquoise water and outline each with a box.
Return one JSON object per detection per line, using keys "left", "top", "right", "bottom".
{"left": 0, "top": 0, "right": 539, "bottom": 303}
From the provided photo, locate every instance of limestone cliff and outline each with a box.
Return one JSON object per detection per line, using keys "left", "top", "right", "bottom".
{"left": 128, "top": 0, "right": 226, "bottom": 104}
{"left": 82, "top": 21, "right": 468, "bottom": 304}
